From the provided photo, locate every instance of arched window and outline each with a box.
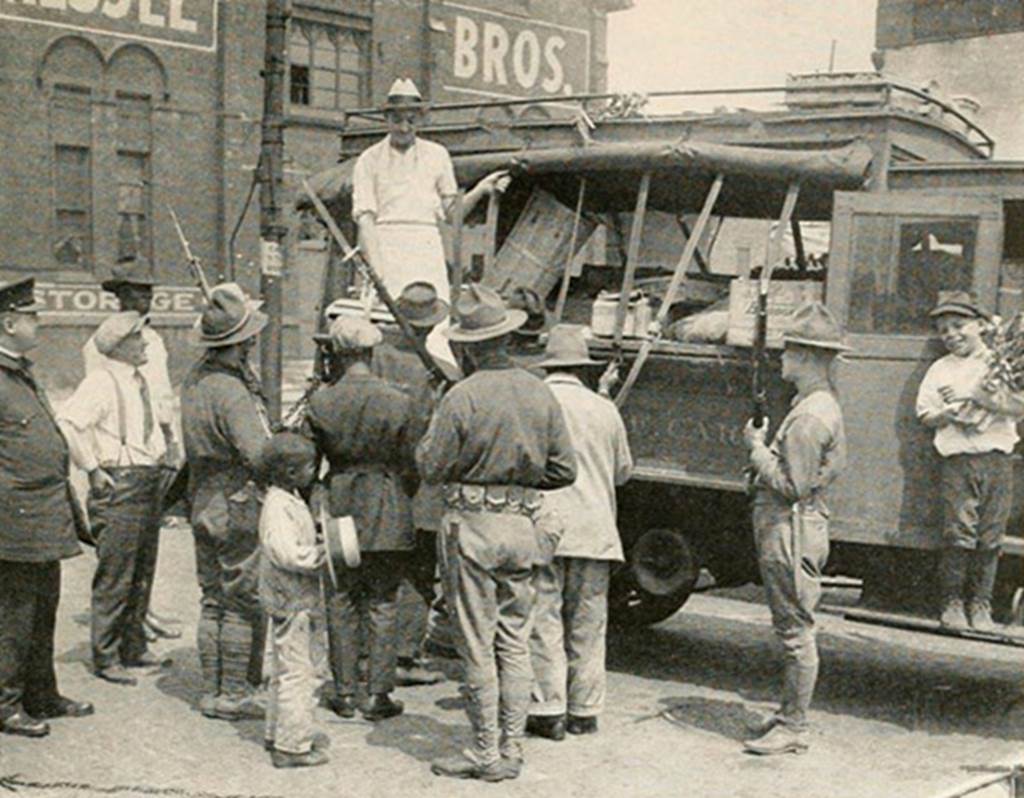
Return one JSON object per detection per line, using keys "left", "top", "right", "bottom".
{"left": 288, "top": 18, "right": 369, "bottom": 111}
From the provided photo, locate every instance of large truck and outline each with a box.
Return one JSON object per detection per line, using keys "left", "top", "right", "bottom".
{"left": 304, "top": 73, "right": 1024, "bottom": 634}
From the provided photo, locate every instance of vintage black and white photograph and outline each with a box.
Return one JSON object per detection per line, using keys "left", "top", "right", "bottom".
{"left": 1, "top": 1, "right": 1023, "bottom": 796}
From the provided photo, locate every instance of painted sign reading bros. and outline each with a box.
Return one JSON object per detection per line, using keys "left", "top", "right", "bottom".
{"left": 0, "top": 0, "right": 217, "bottom": 51}
{"left": 442, "top": 2, "right": 589, "bottom": 100}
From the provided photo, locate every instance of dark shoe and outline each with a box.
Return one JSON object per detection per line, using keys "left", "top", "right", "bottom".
{"left": 526, "top": 714, "right": 566, "bottom": 741}
{"left": 431, "top": 752, "right": 519, "bottom": 782}
{"left": 1, "top": 712, "right": 50, "bottom": 738}
{"left": 325, "top": 694, "right": 358, "bottom": 719}
{"left": 123, "top": 651, "right": 172, "bottom": 669}
{"left": 421, "top": 638, "right": 459, "bottom": 660}
{"left": 271, "top": 748, "right": 329, "bottom": 769}
{"left": 28, "top": 697, "right": 94, "bottom": 720}
{"left": 395, "top": 660, "right": 446, "bottom": 686}
{"left": 745, "top": 712, "right": 783, "bottom": 737}
{"left": 940, "top": 598, "right": 969, "bottom": 630}
{"left": 363, "top": 693, "right": 404, "bottom": 721}
{"left": 265, "top": 732, "right": 330, "bottom": 751}
{"left": 968, "top": 600, "right": 998, "bottom": 633}
{"left": 743, "top": 724, "right": 809, "bottom": 756}
{"left": 567, "top": 715, "right": 597, "bottom": 735}
{"left": 95, "top": 665, "right": 138, "bottom": 686}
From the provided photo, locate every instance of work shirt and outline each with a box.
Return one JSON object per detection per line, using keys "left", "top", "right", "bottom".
{"left": 304, "top": 372, "right": 420, "bottom": 552}
{"left": 0, "top": 351, "right": 80, "bottom": 563}
{"left": 416, "top": 352, "right": 577, "bottom": 490}
{"left": 916, "top": 349, "right": 1021, "bottom": 456}
{"left": 751, "top": 378, "right": 846, "bottom": 516}
{"left": 372, "top": 333, "right": 461, "bottom": 532}
{"left": 258, "top": 486, "right": 323, "bottom": 617}
{"left": 351, "top": 136, "right": 457, "bottom": 227}
{"left": 58, "top": 359, "right": 166, "bottom": 471}
{"left": 84, "top": 326, "right": 174, "bottom": 427}
{"left": 542, "top": 373, "right": 633, "bottom": 561}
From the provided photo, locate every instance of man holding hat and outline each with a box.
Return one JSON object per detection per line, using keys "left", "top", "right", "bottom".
{"left": 527, "top": 325, "right": 633, "bottom": 741}
{"left": 0, "top": 278, "right": 92, "bottom": 738}
{"left": 304, "top": 315, "right": 420, "bottom": 722}
{"left": 351, "top": 77, "right": 509, "bottom": 354}
{"left": 916, "top": 290, "right": 1024, "bottom": 632}
{"left": 59, "top": 311, "right": 168, "bottom": 686}
{"left": 372, "top": 281, "right": 461, "bottom": 682}
{"left": 416, "top": 284, "right": 576, "bottom": 782}
{"left": 741, "top": 301, "right": 849, "bottom": 756}
{"left": 181, "top": 283, "right": 271, "bottom": 720}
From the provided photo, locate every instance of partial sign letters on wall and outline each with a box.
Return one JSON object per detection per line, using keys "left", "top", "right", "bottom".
{"left": 440, "top": 2, "right": 589, "bottom": 101}
{"left": 0, "top": 0, "right": 218, "bottom": 52}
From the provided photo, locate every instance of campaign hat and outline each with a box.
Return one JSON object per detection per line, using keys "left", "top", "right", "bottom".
{"left": 385, "top": 78, "right": 427, "bottom": 110}
{"left": 0, "top": 278, "right": 44, "bottom": 313}
{"left": 101, "top": 255, "right": 158, "bottom": 292}
{"left": 782, "top": 301, "right": 852, "bottom": 352}
{"left": 397, "top": 281, "right": 448, "bottom": 328}
{"left": 929, "top": 289, "right": 988, "bottom": 320}
{"left": 94, "top": 311, "right": 148, "bottom": 356}
{"left": 195, "top": 283, "right": 267, "bottom": 348}
{"left": 537, "top": 325, "right": 599, "bottom": 370}
{"left": 444, "top": 284, "right": 527, "bottom": 343}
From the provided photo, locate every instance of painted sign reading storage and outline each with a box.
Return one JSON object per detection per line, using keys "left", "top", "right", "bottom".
{"left": 35, "top": 282, "right": 202, "bottom": 315}
{"left": 0, "top": 0, "right": 217, "bottom": 51}
{"left": 440, "top": 2, "right": 589, "bottom": 100}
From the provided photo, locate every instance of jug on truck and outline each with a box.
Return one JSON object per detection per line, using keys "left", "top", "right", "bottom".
{"left": 301, "top": 73, "right": 1024, "bottom": 636}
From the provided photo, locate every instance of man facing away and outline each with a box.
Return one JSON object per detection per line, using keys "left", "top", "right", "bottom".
{"left": 0, "top": 278, "right": 92, "bottom": 739}
{"left": 59, "top": 312, "right": 168, "bottom": 686}
{"left": 526, "top": 325, "right": 633, "bottom": 741}
{"left": 416, "top": 284, "right": 577, "bottom": 782}
{"left": 181, "top": 284, "right": 271, "bottom": 720}
{"left": 742, "top": 301, "right": 849, "bottom": 756}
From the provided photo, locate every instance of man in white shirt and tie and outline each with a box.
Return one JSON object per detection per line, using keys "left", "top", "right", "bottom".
{"left": 58, "top": 312, "right": 168, "bottom": 686}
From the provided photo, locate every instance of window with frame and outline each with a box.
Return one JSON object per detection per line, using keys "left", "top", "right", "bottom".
{"left": 51, "top": 85, "right": 94, "bottom": 268}
{"left": 289, "top": 19, "right": 369, "bottom": 110}
{"left": 115, "top": 93, "right": 153, "bottom": 262}
{"left": 847, "top": 216, "right": 977, "bottom": 335}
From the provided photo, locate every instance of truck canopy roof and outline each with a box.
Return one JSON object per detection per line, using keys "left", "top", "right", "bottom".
{"left": 302, "top": 138, "right": 874, "bottom": 222}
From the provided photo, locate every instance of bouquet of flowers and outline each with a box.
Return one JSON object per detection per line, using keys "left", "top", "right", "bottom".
{"left": 952, "top": 312, "right": 1024, "bottom": 429}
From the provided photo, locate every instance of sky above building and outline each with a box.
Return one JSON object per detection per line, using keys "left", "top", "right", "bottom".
{"left": 607, "top": 0, "right": 879, "bottom": 112}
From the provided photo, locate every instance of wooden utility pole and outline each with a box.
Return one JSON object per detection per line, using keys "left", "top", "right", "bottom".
{"left": 258, "top": 0, "right": 289, "bottom": 423}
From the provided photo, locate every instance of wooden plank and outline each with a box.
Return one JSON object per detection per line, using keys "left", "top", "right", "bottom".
{"left": 836, "top": 606, "right": 1024, "bottom": 648}
{"left": 483, "top": 190, "right": 499, "bottom": 277}
{"left": 554, "top": 177, "right": 587, "bottom": 323}
{"left": 452, "top": 190, "right": 465, "bottom": 318}
{"left": 613, "top": 171, "right": 652, "bottom": 347}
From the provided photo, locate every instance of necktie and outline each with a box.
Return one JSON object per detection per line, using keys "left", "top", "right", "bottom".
{"left": 133, "top": 369, "right": 154, "bottom": 442}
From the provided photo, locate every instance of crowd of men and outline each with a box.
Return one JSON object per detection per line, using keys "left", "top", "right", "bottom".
{"left": 0, "top": 73, "right": 1018, "bottom": 785}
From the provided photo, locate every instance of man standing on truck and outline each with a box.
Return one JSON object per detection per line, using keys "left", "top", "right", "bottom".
{"left": 915, "top": 291, "right": 1024, "bottom": 633}
{"left": 742, "top": 301, "right": 849, "bottom": 756}
{"left": 351, "top": 78, "right": 508, "bottom": 355}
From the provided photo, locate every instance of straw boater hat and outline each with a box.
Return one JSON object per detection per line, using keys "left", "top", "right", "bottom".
{"left": 94, "top": 311, "right": 148, "bottom": 356}
{"left": 195, "top": 283, "right": 267, "bottom": 348}
{"left": 537, "top": 325, "right": 599, "bottom": 370}
{"left": 444, "top": 284, "right": 527, "bottom": 342}
{"left": 782, "top": 301, "right": 852, "bottom": 352}
{"left": 0, "top": 278, "right": 45, "bottom": 313}
{"left": 397, "top": 281, "right": 448, "bottom": 328}
{"left": 384, "top": 77, "right": 427, "bottom": 110}
{"left": 929, "top": 289, "right": 988, "bottom": 320}
{"left": 101, "top": 254, "right": 158, "bottom": 293}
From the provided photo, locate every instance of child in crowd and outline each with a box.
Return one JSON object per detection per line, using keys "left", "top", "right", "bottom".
{"left": 916, "top": 290, "right": 1024, "bottom": 632}
{"left": 258, "top": 432, "right": 329, "bottom": 768}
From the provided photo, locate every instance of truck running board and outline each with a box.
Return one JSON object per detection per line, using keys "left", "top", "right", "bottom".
{"left": 824, "top": 606, "right": 1024, "bottom": 648}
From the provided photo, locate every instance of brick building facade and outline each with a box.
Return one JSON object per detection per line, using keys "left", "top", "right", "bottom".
{"left": 0, "top": 0, "right": 628, "bottom": 391}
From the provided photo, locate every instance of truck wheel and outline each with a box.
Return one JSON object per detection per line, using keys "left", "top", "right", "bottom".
{"left": 609, "top": 528, "right": 700, "bottom": 628}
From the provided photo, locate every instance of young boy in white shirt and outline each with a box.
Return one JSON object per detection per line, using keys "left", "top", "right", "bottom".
{"left": 916, "top": 290, "right": 1024, "bottom": 632}
{"left": 258, "top": 432, "right": 328, "bottom": 768}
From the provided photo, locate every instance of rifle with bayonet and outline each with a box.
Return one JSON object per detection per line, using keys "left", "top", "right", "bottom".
{"left": 300, "top": 179, "right": 455, "bottom": 390}
{"left": 168, "top": 206, "right": 213, "bottom": 302}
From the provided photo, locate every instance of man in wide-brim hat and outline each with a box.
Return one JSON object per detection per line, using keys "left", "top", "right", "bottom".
{"left": 741, "top": 301, "right": 850, "bottom": 756}
{"left": 916, "top": 290, "right": 1024, "bottom": 635}
{"left": 351, "top": 77, "right": 510, "bottom": 360}
{"left": 181, "top": 283, "right": 271, "bottom": 721}
{"left": 371, "top": 282, "right": 461, "bottom": 684}
{"left": 526, "top": 325, "right": 633, "bottom": 741}
{"left": 416, "top": 284, "right": 577, "bottom": 782}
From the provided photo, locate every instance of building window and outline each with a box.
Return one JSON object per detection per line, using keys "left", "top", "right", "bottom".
{"left": 289, "top": 19, "right": 368, "bottom": 110}
{"left": 115, "top": 93, "right": 153, "bottom": 262}
{"left": 51, "top": 85, "right": 93, "bottom": 269}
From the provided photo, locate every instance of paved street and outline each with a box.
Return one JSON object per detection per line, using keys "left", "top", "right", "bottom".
{"left": 3, "top": 527, "right": 1023, "bottom": 798}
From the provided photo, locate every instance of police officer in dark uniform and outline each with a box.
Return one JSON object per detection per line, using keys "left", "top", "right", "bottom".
{"left": 0, "top": 278, "right": 93, "bottom": 738}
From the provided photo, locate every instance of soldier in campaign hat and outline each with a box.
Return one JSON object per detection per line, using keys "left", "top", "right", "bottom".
{"left": 416, "top": 284, "right": 577, "bottom": 782}
{"left": 0, "top": 278, "right": 93, "bottom": 738}
{"left": 181, "top": 283, "right": 271, "bottom": 721}
{"left": 741, "top": 301, "right": 850, "bottom": 756}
